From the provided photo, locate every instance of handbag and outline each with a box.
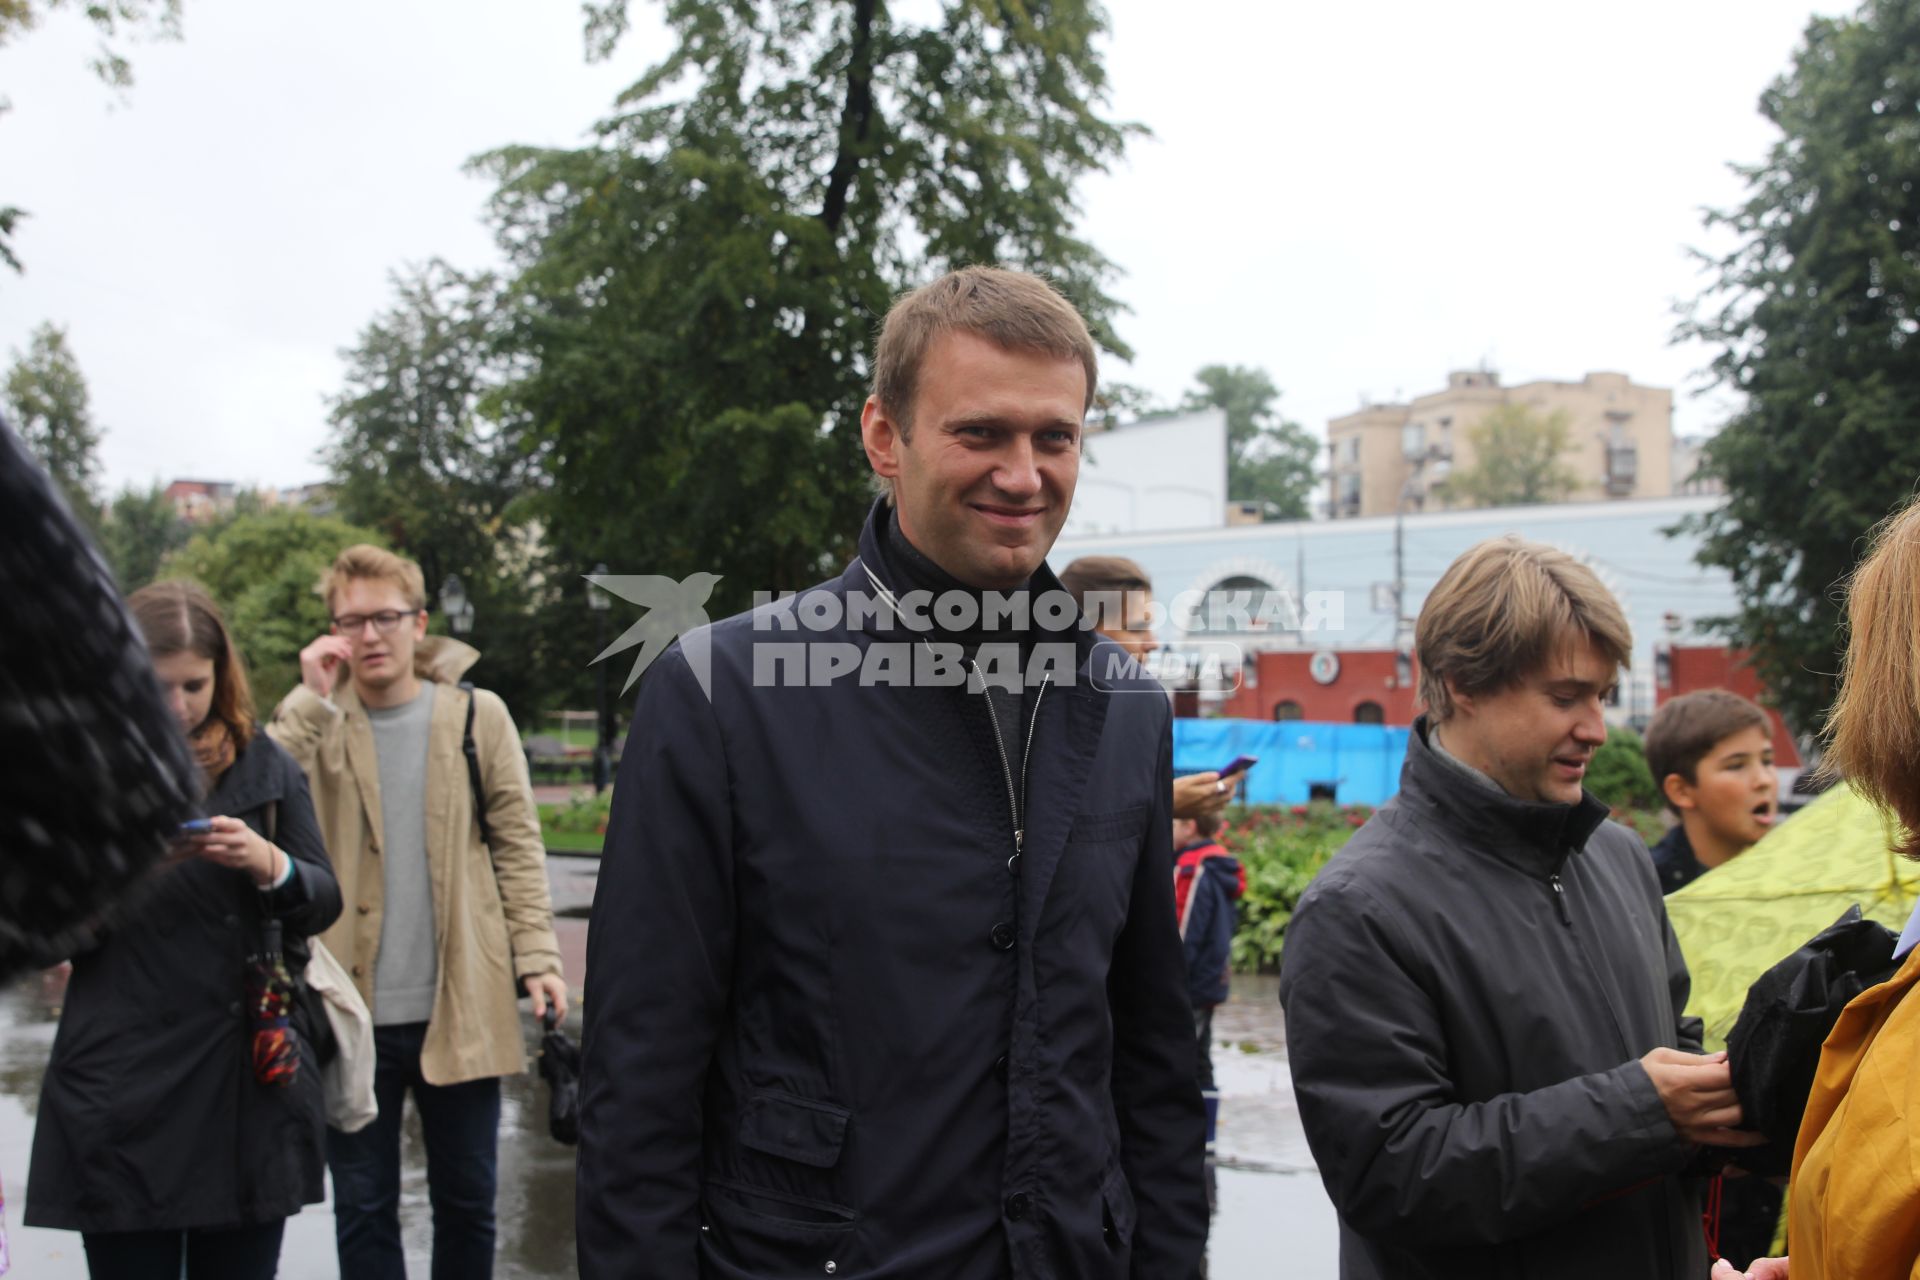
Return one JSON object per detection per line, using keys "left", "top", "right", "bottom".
{"left": 305, "top": 937, "right": 378, "bottom": 1133}
{"left": 1726, "top": 904, "right": 1900, "bottom": 1176}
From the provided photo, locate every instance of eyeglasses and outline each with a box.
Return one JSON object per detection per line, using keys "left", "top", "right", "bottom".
{"left": 332, "top": 610, "right": 420, "bottom": 635}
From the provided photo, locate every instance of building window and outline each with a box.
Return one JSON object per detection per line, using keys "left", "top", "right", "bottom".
{"left": 1353, "top": 701, "right": 1385, "bottom": 725}
{"left": 1191, "top": 574, "right": 1288, "bottom": 633}
{"left": 1274, "top": 700, "right": 1304, "bottom": 721}
{"left": 1337, "top": 472, "right": 1361, "bottom": 517}
{"left": 1401, "top": 423, "right": 1426, "bottom": 460}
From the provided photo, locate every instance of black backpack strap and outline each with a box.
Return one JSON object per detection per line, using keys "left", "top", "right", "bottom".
{"left": 460, "top": 681, "right": 493, "bottom": 849}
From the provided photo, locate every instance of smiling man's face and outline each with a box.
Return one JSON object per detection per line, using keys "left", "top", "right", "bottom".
{"left": 861, "top": 329, "right": 1084, "bottom": 590}
{"left": 1439, "top": 629, "right": 1617, "bottom": 806}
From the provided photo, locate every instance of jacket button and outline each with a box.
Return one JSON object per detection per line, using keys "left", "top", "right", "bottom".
{"left": 994, "top": 1054, "right": 1009, "bottom": 1081}
{"left": 228, "top": 1001, "right": 242, "bottom": 1017}
{"left": 351, "top": 964, "right": 365, "bottom": 978}
{"left": 1006, "top": 853, "right": 1021, "bottom": 876}
{"left": 224, "top": 913, "right": 238, "bottom": 928}
{"left": 990, "top": 922, "right": 1015, "bottom": 951}
{"left": 357, "top": 903, "right": 371, "bottom": 915}
{"left": 1005, "top": 1192, "right": 1031, "bottom": 1221}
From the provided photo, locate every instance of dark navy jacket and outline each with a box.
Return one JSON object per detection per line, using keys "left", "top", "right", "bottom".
{"left": 577, "top": 506, "right": 1208, "bottom": 1279}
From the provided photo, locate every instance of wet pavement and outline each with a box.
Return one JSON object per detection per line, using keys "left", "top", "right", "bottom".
{"left": 0, "top": 856, "right": 1337, "bottom": 1277}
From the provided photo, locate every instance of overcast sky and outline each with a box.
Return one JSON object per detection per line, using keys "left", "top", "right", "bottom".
{"left": 0, "top": 0, "right": 1835, "bottom": 493}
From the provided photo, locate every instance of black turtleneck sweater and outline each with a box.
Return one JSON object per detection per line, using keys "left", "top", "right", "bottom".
{"left": 881, "top": 507, "right": 1040, "bottom": 821}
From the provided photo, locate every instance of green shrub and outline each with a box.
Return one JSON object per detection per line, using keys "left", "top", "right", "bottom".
{"left": 1585, "top": 725, "right": 1660, "bottom": 812}
{"left": 539, "top": 790, "right": 613, "bottom": 836}
{"left": 1219, "top": 803, "right": 1367, "bottom": 973}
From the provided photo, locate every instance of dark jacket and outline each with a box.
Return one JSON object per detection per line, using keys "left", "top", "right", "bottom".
{"left": 27, "top": 732, "right": 343, "bottom": 1232}
{"left": 1648, "top": 824, "right": 1708, "bottom": 895}
{"left": 578, "top": 504, "right": 1208, "bottom": 1279}
{"left": 1174, "top": 842, "right": 1241, "bottom": 1007}
{"left": 1278, "top": 718, "right": 1705, "bottom": 1280}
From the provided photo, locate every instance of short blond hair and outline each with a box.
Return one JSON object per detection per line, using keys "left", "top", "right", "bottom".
{"left": 872, "top": 265, "right": 1098, "bottom": 436}
{"left": 1822, "top": 494, "right": 1920, "bottom": 858}
{"left": 1416, "top": 535, "right": 1632, "bottom": 722}
{"left": 320, "top": 544, "right": 426, "bottom": 615}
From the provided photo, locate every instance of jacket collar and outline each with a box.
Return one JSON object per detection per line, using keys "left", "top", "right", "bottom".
{"left": 204, "top": 729, "right": 285, "bottom": 817}
{"left": 843, "top": 497, "right": 1102, "bottom": 698}
{"left": 1398, "top": 714, "right": 1611, "bottom": 874}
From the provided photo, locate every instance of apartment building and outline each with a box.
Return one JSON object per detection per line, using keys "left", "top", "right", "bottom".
{"left": 1326, "top": 369, "right": 1673, "bottom": 519}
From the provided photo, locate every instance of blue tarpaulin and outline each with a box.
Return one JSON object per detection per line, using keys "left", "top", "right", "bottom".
{"left": 1172, "top": 719, "right": 1412, "bottom": 808}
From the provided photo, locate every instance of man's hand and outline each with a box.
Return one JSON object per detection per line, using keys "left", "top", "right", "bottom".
{"left": 1640, "top": 1048, "right": 1766, "bottom": 1147}
{"left": 1712, "top": 1256, "right": 1789, "bottom": 1278}
{"left": 523, "top": 972, "right": 570, "bottom": 1023}
{"left": 1172, "top": 771, "right": 1240, "bottom": 821}
{"left": 297, "top": 634, "right": 354, "bottom": 699}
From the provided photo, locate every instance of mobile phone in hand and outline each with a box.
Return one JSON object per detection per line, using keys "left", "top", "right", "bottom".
{"left": 177, "top": 818, "right": 214, "bottom": 835}
{"left": 1217, "top": 755, "right": 1258, "bottom": 780}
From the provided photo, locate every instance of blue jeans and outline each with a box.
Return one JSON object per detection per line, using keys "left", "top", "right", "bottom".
{"left": 326, "top": 1021, "right": 501, "bottom": 1280}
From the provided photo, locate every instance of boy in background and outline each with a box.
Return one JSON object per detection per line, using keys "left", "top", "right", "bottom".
{"left": 1643, "top": 690, "right": 1780, "bottom": 894}
{"left": 1172, "top": 812, "right": 1244, "bottom": 1148}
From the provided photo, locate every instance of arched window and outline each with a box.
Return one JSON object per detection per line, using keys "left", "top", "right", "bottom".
{"left": 1193, "top": 574, "right": 1290, "bottom": 633}
{"left": 1274, "top": 700, "right": 1304, "bottom": 721}
{"left": 1353, "top": 700, "right": 1385, "bottom": 725}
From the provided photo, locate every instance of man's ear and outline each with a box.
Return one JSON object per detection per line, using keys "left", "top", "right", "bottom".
{"left": 861, "top": 395, "right": 904, "bottom": 483}
{"left": 1445, "top": 678, "right": 1475, "bottom": 720}
{"left": 1662, "top": 771, "right": 1696, "bottom": 813}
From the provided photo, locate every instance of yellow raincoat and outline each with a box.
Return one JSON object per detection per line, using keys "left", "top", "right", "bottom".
{"left": 1786, "top": 941, "right": 1920, "bottom": 1278}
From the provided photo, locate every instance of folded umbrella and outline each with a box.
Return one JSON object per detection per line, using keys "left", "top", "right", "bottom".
{"left": 538, "top": 1007, "right": 581, "bottom": 1145}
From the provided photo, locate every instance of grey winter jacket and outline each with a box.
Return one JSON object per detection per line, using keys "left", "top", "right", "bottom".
{"left": 1279, "top": 718, "right": 1707, "bottom": 1280}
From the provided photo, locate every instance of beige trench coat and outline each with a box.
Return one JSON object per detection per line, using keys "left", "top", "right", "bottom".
{"left": 268, "top": 637, "right": 562, "bottom": 1085}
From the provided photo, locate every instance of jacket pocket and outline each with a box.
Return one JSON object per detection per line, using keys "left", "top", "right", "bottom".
{"left": 704, "top": 1177, "right": 857, "bottom": 1275}
{"left": 1069, "top": 805, "right": 1150, "bottom": 845}
{"left": 738, "top": 1090, "right": 851, "bottom": 1169}
{"left": 1100, "top": 1161, "right": 1137, "bottom": 1250}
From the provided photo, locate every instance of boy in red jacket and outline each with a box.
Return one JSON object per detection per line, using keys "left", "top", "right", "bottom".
{"left": 1173, "top": 812, "right": 1245, "bottom": 1147}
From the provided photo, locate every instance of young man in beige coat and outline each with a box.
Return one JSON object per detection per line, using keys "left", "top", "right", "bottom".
{"left": 270, "top": 544, "right": 564, "bottom": 1280}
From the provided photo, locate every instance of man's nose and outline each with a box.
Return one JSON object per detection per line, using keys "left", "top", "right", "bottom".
{"left": 1573, "top": 702, "right": 1608, "bottom": 745}
{"left": 993, "top": 438, "right": 1042, "bottom": 499}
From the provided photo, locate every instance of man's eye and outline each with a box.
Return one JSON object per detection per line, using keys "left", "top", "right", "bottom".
{"left": 185, "top": 680, "right": 208, "bottom": 693}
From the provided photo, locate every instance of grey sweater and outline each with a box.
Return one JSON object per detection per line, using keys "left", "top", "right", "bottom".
{"left": 367, "top": 683, "right": 437, "bottom": 1025}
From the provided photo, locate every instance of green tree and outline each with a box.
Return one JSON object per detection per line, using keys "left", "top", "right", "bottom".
{"left": 323, "top": 260, "right": 552, "bottom": 721}
{"left": 1181, "top": 364, "right": 1318, "bottom": 520}
{"left": 6, "top": 322, "right": 102, "bottom": 522}
{"left": 1678, "top": 0, "right": 1920, "bottom": 738}
{"left": 475, "top": 0, "right": 1140, "bottom": 631}
{"left": 161, "top": 508, "right": 387, "bottom": 713}
{"left": 1441, "top": 404, "right": 1579, "bottom": 509}
{"left": 101, "top": 482, "right": 190, "bottom": 590}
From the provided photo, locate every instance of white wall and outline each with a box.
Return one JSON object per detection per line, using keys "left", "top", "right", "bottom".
{"left": 1062, "top": 408, "right": 1228, "bottom": 538}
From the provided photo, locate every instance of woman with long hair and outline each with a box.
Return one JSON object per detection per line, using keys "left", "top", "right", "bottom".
{"left": 25, "top": 582, "right": 342, "bottom": 1279}
{"left": 1715, "top": 492, "right": 1920, "bottom": 1280}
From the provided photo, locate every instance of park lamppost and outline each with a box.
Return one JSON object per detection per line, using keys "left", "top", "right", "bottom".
{"left": 439, "top": 574, "right": 475, "bottom": 638}
{"left": 588, "top": 563, "right": 612, "bottom": 794}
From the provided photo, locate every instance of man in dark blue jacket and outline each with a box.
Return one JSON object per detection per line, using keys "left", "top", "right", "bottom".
{"left": 578, "top": 267, "right": 1208, "bottom": 1278}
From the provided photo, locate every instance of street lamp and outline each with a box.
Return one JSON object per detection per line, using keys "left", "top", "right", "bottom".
{"left": 439, "top": 574, "right": 475, "bottom": 637}
{"left": 588, "top": 563, "right": 612, "bottom": 794}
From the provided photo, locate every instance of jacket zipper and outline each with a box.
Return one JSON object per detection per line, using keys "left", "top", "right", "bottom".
{"left": 1550, "top": 873, "right": 1572, "bottom": 926}
{"left": 972, "top": 662, "right": 1050, "bottom": 854}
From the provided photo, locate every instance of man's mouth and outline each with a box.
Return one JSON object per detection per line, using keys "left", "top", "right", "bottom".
{"left": 970, "top": 503, "right": 1044, "bottom": 529}
{"left": 1552, "top": 756, "right": 1590, "bottom": 778}
{"left": 1752, "top": 800, "right": 1777, "bottom": 828}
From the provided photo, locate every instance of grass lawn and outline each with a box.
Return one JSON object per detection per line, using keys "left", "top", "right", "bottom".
{"left": 543, "top": 828, "right": 605, "bottom": 854}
